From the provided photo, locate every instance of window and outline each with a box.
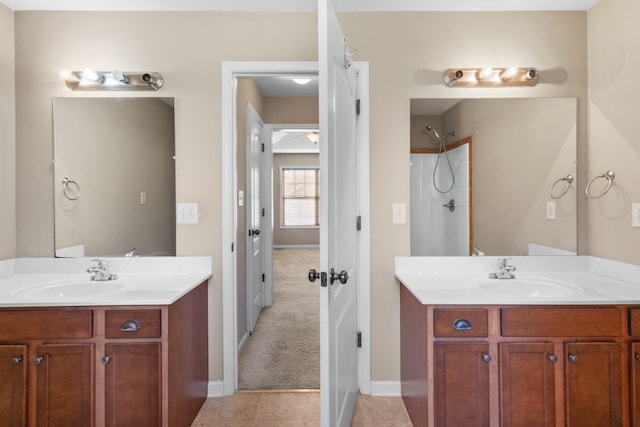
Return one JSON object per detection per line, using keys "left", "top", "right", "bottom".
{"left": 281, "top": 167, "right": 319, "bottom": 227}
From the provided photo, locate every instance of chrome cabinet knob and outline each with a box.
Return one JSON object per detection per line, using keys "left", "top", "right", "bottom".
{"left": 568, "top": 353, "right": 579, "bottom": 364}
{"left": 33, "top": 356, "right": 45, "bottom": 366}
{"left": 482, "top": 353, "right": 491, "bottom": 363}
{"left": 11, "top": 356, "right": 22, "bottom": 366}
{"left": 102, "top": 355, "right": 112, "bottom": 365}
{"left": 547, "top": 354, "right": 558, "bottom": 363}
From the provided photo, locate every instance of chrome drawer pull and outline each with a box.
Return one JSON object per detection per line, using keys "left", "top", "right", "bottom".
{"left": 120, "top": 319, "right": 142, "bottom": 332}
{"left": 452, "top": 318, "right": 472, "bottom": 331}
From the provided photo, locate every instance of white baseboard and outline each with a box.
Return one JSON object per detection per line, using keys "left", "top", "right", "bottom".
{"left": 369, "top": 381, "right": 402, "bottom": 397}
{"left": 273, "top": 244, "right": 319, "bottom": 249}
{"left": 208, "top": 381, "right": 225, "bottom": 397}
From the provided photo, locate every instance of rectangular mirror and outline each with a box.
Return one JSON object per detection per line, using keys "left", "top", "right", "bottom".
{"left": 53, "top": 97, "right": 176, "bottom": 257}
{"left": 410, "top": 97, "right": 577, "bottom": 257}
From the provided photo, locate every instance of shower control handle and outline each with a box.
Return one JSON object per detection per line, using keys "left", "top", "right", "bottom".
{"left": 443, "top": 199, "right": 455, "bottom": 212}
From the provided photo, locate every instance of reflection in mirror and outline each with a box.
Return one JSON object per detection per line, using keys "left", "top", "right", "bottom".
{"left": 410, "top": 98, "right": 577, "bottom": 257}
{"left": 53, "top": 98, "right": 176, "bottom": 257}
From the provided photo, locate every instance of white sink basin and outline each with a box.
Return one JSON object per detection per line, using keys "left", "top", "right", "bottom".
{"left": 478, "top": 276, "right": 583, "bottom": 298}
{"left": 12, "top": 278, "right": 123, "bottom": 299}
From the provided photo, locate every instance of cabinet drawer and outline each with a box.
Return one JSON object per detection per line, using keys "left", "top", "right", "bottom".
{"left": 0, "top": 310, "right": 92, "bottom": 340}
{"left": 501, "top": 307, "right": 623, "bottom": 337}
{"left": 434, "top": 309, "right": 488, "bottom": 337}
{"left": 105, "top": 310, "right": 161, "bottom": 339}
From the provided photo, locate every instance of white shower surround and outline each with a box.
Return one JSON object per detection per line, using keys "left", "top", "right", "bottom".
{"left": 410, "top": 144, "right": 469, "bottom": 256}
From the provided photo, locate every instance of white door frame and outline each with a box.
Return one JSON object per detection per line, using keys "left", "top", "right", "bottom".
{"left": 221, "top": 61, "right": 370, "bottom": 395}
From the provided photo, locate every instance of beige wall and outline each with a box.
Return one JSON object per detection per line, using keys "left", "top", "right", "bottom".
{"left": 13, "top": 10, "right": 588, "bottom": 384}
{"left": 0, "top": 3, "right": 15, "bottom": 260}
{"left": 53, "top": 98, "right": 175, "bottom": 257}
{"left": 444, "top": 98, "right": 577, "bottom": 255}
{"left": 587, "top": 0, "right": 640, "bottom": 265}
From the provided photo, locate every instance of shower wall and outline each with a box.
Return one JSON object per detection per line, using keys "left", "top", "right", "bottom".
{"left": 410, "top": 144, "right": 469, "bottom": 256}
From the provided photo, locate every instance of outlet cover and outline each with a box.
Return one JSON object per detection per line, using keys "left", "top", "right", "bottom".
{"left": 633, "top": 203, "right": 640, "bottom": 228}
{"left": 546, "top": 202, "right": 556, "bottom": 220}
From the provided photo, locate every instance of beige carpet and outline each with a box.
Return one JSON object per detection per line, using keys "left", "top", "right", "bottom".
{"left": 238, "top": 248, "right": 320, "bottom": 390}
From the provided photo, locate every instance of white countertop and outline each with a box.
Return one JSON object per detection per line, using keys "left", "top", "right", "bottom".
{"left": 0, "top": 257, "right": 212, "bottom": 307}
{"left": 395, "top": 255, "right": 640, "bottom": 305}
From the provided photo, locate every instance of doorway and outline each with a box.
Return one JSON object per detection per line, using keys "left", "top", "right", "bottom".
{"left": 221, "top": 61, "right": 371, "bottom": 397}
{"left": 241, "top": 119, "right": 322, "bottom": 390}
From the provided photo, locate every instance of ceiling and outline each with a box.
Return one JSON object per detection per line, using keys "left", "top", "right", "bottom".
{"left": 1, "top": 0, "right": 600, "bottom": 11}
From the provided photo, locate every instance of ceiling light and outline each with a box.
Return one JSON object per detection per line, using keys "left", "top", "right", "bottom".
{"left": 293, "top": 78, "right": 311, "bottom": 85}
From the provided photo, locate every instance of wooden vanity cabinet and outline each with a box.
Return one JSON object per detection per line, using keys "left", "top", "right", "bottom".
{"left": 400, "top": 286, "right": 633, "bottom": 427}
{"left": 434, "top": 342, "right": 490, "bottom": 426}
{"left": 0, "top": 280, "right": 208, "bottom": 427}
{"left": 0, "top": 345, "right": 28, "bottom": 427}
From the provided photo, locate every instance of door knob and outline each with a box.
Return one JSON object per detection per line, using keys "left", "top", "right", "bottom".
{"left": 308, "top": 269, "right": 320, "bottom": 282}
{"left": 330, "top": 268, "right": 349, "bottom": 285}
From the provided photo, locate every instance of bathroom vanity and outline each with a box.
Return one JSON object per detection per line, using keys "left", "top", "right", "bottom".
{"left": 396, "top": 256, "right": 640, "bottom": 427}
{"left": 0, "top": 257, "right": 211, "bottom": 427}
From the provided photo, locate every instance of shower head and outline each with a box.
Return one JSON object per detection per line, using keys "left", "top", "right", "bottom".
{"left": 426, "top": 126, "right": 456, "bottom": 142}
{"left": 425, "top": 125, "right": 441, "bottom": 140}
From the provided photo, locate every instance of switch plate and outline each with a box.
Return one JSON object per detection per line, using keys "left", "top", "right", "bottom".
{"left": 633, "top": 203, "right": 640, "bottom": 228}
{"left": 238, "top": 190, "right": 244, "bottom": 207}
{"left": 546, "top": 202, "right": 556, "bottom": 220}
{"left": 177, "top": 203, "right": 198, "bottom": 224}
{"left": 392, "top": 203, "right": 406, "bottom": 225}
{"left": 140, "top": 191, "right": 147, "bottom": 205}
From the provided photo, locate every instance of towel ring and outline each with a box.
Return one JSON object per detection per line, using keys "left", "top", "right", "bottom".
{"left": 585, "top": 170, "right": 615, "bottom": 199}
{"left": 550, "top": 175, "right": 573, "bottom": 199}
{"left": 62, "top": 177, "right": 80, "bottom": 201}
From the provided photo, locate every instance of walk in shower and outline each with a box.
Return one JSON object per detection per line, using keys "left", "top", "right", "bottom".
{"left": 410, "top": 137, "right": 470, "bottom": 256}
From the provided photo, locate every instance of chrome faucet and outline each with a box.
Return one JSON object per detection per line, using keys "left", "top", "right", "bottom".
{"left": 87, "top": 259, "right": 118, "bottom": 281}
{"left": 488, "top": 257, "right": 517, "bottom": 279}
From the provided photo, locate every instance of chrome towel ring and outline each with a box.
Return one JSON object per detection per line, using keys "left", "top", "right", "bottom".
{"left": 550, "top": 175, "right": 573, "bottom": 199}
{"left": 585, "top": 170, "right": 615, "bottom": 199}
{"left": 62, "top": 177, "right": 80, "bottom": 201}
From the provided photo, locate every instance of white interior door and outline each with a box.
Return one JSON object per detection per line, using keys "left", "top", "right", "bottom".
{"left": 319, "top": 0, "right": 359, "bottom": 425}
{"left": 247, "top": 105, "right": 265, "bottom": 333}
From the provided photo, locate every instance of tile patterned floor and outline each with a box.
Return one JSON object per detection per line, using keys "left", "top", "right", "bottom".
{"left": 190, "top": 390, "right": 413, "bottom": 427}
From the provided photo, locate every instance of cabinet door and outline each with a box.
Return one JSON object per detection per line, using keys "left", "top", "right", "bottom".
{"left": 499, "top": 342, "right": 556, "bottom": 427}
{"left": 631, "top": 342, "right": 640, "bottom": 427}
{"left": 435, "top": 342, "right": 490, "bottom": 427}
{"left": 0, "top": 345, "right": 28, "bottom": 427}
{"left": 104, "top": 343, "right": 161, "bottom": 427}
{"left": 34, "top": 343, "right": 94, "bottom": 426}
{"left": 565, "top": 342, "right": 622, "bottom": 427}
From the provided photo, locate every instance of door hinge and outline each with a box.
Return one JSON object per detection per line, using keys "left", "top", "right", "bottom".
{"left": 356, "top": 215, "right": 361, "bottom": 231}
{"left": 262, "top": 273, "right": 265, "bottom": 282}
{"left": 231, "top": 242, "right": 235, "bottom": 252}
{"left": 262, "top": 208, "right": 265, "bottom": 217}
{"left": 357, "top": 332, "right": 362, "bottom": 348}
{"left": 356, "top": 99, "right": 361, "bottom": 115}
{"left": 261, "top": 143, "right": 265, "bottom": 152}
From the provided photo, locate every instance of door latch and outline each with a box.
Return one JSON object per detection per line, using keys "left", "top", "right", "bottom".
{"left": 308, "top": 269, "right": 328, "bottom": 287}
{"left": 330, "top": 268, "right": 349, "bottom": 285}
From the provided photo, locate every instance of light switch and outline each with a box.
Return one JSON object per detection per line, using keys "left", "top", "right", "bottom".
{"left": 140, "top": 191, "right": 147, "bottom": 205}
{"left": 238, "top": 190, "right": 244, "bottom": 207}
{"left": 546, "top": 202, "right": 556, "bottom": 220}
{"left": 392, "top": 203, "right": 407, "bottom": 225}
{"left": 177, "top": 203, "right": 198, "bottom": 224}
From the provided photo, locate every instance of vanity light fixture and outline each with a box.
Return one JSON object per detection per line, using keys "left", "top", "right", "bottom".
{"left": 64, "top": 70, "right": 164, "bottom": 91}
{"left": 443, "top": 67, "right": 539, "bottom": 87}
{"left": 292, "top": 78, "right": 312, "bottom": 85}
